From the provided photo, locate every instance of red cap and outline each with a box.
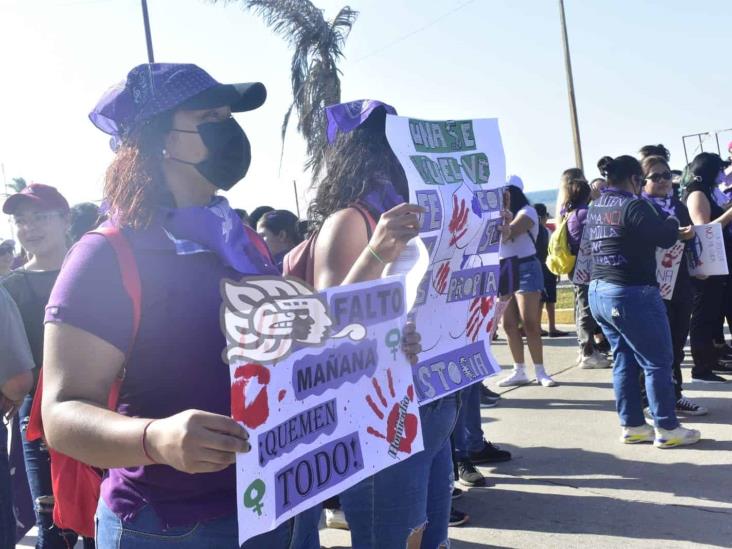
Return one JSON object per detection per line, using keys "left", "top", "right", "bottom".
{"left": 3, "top": 183, "right": 70, "bottom": 215}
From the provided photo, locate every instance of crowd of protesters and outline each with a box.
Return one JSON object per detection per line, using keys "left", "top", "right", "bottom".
{"left": 1, "top": 61, "right": 731, "bottom": 549}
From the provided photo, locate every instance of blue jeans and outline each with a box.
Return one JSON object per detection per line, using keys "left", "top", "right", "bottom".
{"left": 453, "top": 384, "right": 483, "bottom": 460}
{"left": 589, "top": 281, "right": 679, "bottom": 430}
{"left": 340, "top": 394, "right": 458, "bottom": 549}
{"left": 19, "top": 395, "right": 79, "bottom": 548}
{"left": 0, "top": 421, "right": 14, "bottom": 549}
{"left": 95, "top": 497, "right": 294, "bottom": 548}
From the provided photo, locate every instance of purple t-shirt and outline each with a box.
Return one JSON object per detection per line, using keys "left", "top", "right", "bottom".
{"left": 45, "top": 223, "right": 253, "bottom": 527}
{"left": 566, "top": 207, "right": 588, "bottom": 256}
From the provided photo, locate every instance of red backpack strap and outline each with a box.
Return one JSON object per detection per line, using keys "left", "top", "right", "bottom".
{"left": 26, "top": 226, "right": 141, "bottom": 441}
{"left": 91, "top": 226, "right": 142, "bottom": 410}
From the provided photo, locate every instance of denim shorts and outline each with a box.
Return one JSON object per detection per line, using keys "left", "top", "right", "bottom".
{"left": 517, "top": 257, "right": 545, "bottom": 293}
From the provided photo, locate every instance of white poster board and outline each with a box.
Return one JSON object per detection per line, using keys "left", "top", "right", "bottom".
{"left": 385, "top": 116, "right": 503, "bottom": 405}
{"left": 656, "top": 241, "right": 685, "bottom": 300}
{"left": 221, "top": 276, "right": 423, "bottom": 545}
{"left": 688, "top": 223, "right": 729, "bottom": 277}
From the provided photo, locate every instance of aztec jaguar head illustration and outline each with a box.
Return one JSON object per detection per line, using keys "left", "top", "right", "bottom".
{"left": 221, "top": 277, "right": 365, "bottom": 365}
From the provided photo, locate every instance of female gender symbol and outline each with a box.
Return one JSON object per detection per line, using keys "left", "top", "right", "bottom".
{"left": 244, "top": 479, "right": 266, "bottom": 516}
{"left": 385, "top": 328, "right": 401, "bottom": 360}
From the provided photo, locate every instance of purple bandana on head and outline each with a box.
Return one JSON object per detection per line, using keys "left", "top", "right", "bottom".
{"left": 161, "top": 196, "right": 278, "bottom": 276}
{"left": 641, "top": 192, "right": 675, "bottom": 216}
{"left": 325, "top": 99, "right": 397, "bottom": 144}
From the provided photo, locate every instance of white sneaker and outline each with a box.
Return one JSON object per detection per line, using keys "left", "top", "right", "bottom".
{"left": 580, "top": 351, "right": 611, "bottom": 369}
{"left": 535, "top": 369, "right": 557, "bottom": 387}
{"left": 654, "top": 425, "right": 701, "bottom": 449}
{"left": 620, "top": 423, "right": 655, "bottom": 444}
{"left": 325, "top": 509, "right": 349, "bottom": 530}
{"left": 497, "top": 369, "right": 530, "bottom": 387}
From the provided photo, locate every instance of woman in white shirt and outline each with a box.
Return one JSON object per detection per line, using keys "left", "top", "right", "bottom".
{"left": 498, "top": 176, "right": 555, "bottom": 387}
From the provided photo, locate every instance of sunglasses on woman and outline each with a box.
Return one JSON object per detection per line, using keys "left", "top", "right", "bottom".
{"left": 645, "top": 171, "right": 672, "bottom": 183}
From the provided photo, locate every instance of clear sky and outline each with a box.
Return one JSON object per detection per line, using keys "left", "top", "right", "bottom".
{"left": 0, "top": 0, "right": 730, "bottom": 240}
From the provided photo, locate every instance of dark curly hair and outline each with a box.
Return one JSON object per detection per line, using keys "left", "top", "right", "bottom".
{"left": 308, "top": 106, "right": 408, "bottom": 229}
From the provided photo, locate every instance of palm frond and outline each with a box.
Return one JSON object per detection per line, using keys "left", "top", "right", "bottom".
{"left": 213, "top": 0, "right": 358, "bottom": 178}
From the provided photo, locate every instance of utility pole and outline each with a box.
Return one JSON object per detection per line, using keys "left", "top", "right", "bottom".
{"left": 141, "top": 0, "right": 155, "bottom": 63}
{"left": 558, "top": 0, "right": 583, "bottom": 171}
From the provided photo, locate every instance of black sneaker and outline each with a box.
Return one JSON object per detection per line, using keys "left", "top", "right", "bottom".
{"left": 457, "top": 460, "right": 486, "bottom": 487}
{"left": 692, "top": 372, "right": 727, "bottom": 383}
{"left": 451, "top": 487, "right": 463, "bottom": 500}
{"left": 549, "top": 329, "right": 569, "bottom": 337}
{"left": 713, "top": 362, "right": 732, "bottom": 374}
{"left": 480, "top": 385, "right": 500, "bottom": 408}
{"left": 449, "top": 507, "right": 470, "bottom": 527}
{"left": 469, "top": 441, "right": 512, "bottom": 465}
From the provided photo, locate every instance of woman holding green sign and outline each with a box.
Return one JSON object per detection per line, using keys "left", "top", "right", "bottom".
{"left": 303, "top": 99, "right": 456, "bottom": 549}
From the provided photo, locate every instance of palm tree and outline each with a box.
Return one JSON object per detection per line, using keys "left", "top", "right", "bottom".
{"left": 9, "top": 177, "right": 27, "bottom": 193}
{"left": 214, "top": 0, "right": 357, "bottom": 178}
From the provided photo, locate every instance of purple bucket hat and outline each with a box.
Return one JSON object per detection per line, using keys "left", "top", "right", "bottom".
{"left": 325, "top": 99, "right": 397, "bottom": 144}
{"left": 89, "top": 63, "right": 267, "bottom": 140}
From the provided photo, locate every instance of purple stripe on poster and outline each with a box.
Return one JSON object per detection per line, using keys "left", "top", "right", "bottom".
{"left": 292, "top": 341, "right": 379, "bottom": 400}
{"left": 445, "top": 265, "right": 499, "bottom": 303}
{"left": 274, "top": 432, "right": 364, "bottom": 518}
{"left": 412, "top": 341, "right": 500, "bottom": 402}
{"left": 416, "top": 190, "right": 443, "bottom": 232}
{"left": 258, "top": 399, "right": 338, "bottom": 467}
{"left": 329, "top": 280, "right": 404, "bottom": 332}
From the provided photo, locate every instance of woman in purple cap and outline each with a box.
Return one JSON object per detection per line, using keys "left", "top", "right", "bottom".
{"left": 39, "top": 63, "right": 313, "bottom": 548}
{"left": 302, "top": 100, "right": 453, "bottom": 548}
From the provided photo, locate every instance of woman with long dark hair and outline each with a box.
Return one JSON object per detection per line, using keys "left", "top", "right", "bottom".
{"left": 683, "top": 152, "right": 732, "bottom": 383}
{"left": 39, "top": 63, "right": 312, "bottom": 548}
{"left": 497, "top": 176, "right": 556, "bottom": 388}
{"left": 256, "top": 209, "right": 303, "bottom": 272}
{"left": 588, "top": 154, "right": 699, "bottom": 448}
{"left": 557, "top": 169, "right": 611, "bottom": 369}
{"left": 640, "top": 155, "right": 706, "bottom": 415}
{"left": 306, "top": 99, "right": 453, "bottom": 548}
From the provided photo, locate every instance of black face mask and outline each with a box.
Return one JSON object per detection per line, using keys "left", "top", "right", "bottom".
{"left": 170, "top": 118, "right": 251, "bottom": 191}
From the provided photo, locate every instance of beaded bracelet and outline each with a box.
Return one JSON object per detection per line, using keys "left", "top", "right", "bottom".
{"left": 367, "top": 244, "right": 386, "bottom": 265}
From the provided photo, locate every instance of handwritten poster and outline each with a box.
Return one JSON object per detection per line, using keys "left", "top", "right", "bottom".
{"left": 656, "top": 241, "right": 685, "bottom": 300}
{"left": 688, "top": 223, "right": 729, "bottom": 277}
{"left": 221, "top": 276, "right": 423, "bottom": 545}
{"left": 385, "top": 116, "right": 503, "bottom": 405}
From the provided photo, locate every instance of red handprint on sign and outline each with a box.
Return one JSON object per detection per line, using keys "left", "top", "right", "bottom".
{"left": 433, "top": 261, "right": 450, "bottom": 294}
{"left": 366, "top": 369, "right": 418, "bottom": 455}
{"left": 466, "top": 296, "right": 495, "bottom": 342}
{"left": 661, "top": 242, "right": 684, "bottom": 268}
{"left": 448, "top": 195, "right": 469, "bottom": 247}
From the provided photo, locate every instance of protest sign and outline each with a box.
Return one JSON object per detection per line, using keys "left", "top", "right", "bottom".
{"left": 688, "top": 223, "right": 729, "bottom": 277}
{"left": 385, "top": 116, "right": 503, "bottom": 405}
{"left": 656, "top": 241, "right": 685, "bottom": 300}
{"left": 220, "top": 276, "right": 423, "bottom": 545}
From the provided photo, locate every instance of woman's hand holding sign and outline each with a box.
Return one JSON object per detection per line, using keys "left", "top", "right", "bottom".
{"left": 369, "top": 203, "right": 425, "bottom": 263}
{"left": 401, "top": 321, "right": 423, "bottom": 366}
{"left": 146, "top": 409, "right": 251, "bottom": 474}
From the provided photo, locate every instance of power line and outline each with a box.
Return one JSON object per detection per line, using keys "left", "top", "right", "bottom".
{"left": 352, "top": 0, "right": 477, "bottom": 65}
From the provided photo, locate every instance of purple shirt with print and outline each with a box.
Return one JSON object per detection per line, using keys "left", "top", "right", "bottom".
{"left": 566, "top": 207, "right": 588, "bottom": 256}
{"left": 45, "top": 223, "right": 254, "bottom": 528}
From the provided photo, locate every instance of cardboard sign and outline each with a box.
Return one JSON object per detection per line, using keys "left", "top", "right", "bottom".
{"left": 385, "top": 116, "right": 503, "bottom": 405}
{"left": 221, "top": 276, "right": 423, "bottom": 545}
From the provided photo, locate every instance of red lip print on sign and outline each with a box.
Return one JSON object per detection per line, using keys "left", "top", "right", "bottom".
{"left": 231, "top": 363, "right": 271, "bottom": 429}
